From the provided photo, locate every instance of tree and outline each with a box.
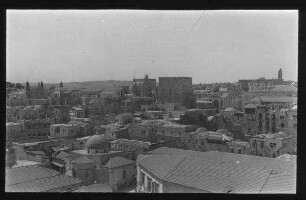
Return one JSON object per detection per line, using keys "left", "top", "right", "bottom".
{"left": 15, "top": 83, "right": 24, "bottom": 89}
{"left": 41, "top": 81, "right": 44, "bottom": 88}
{"left": 26, "top": 81, "right": 31, "bottom": 91}
{"left": 6, "top": 82, "right": 14, "bottom": 88}
{"left": 60, "top": 81, "right": 63, "bottom": 87}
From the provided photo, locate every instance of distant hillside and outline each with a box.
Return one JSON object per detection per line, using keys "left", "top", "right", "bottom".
{"left": 24, "top": 80, "right": 133, "bottom": 91}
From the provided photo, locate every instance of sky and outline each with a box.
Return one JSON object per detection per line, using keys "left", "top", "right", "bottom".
{"left": 6, "top": 10, "right": 298, "bottom": 84}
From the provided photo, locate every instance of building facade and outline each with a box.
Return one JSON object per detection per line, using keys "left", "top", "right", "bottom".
{"left": 158, "top": 77, "right": 193, "bottom": 105}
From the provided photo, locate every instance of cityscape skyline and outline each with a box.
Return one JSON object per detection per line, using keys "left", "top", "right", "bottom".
{"left": 7, "top": 10, "right": 298, "bottom": 84}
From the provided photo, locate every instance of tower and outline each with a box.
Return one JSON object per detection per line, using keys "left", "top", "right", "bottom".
{"left": 278, "top": 68, "right": 283, "bottom": 81}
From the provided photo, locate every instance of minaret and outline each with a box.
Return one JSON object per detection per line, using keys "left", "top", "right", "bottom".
{"left": 278, "top": 68, "right": 283, "bottom": 81}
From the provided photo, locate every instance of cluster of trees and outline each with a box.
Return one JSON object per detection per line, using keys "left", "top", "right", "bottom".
{"left": 9, "top": 81, "right": 64, "bottom": 91}
{"left": 6, "top": 82, "right": 24, "bottom": 89}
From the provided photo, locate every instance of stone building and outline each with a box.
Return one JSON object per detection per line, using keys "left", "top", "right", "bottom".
{"left": 6, "top": 122, "right": 23, "bottom": 141}
{"left": 251, "top": 96, "right": 297, "bottom": 111}
{"left": 158, "top": 77, "right": 193, "bottom": 105}
{"left": 287, "top": 105, "right": 297, "bottom": 148}
{"left": 250, "top": 132, "right": 294, "bottom": 158}
{"left": 70, "top": 134, "right": 123, "bottom": 166}
{"left": 239, "top": 69, "right": 285, "bottom": 92}
{"left": 70, "top": 106, "right": 86, "bottom": 118}
{"left": 52, "top": 105, "right": 71, "bottom": 124}
{"left": 20, "top": 119, "right": 51, "bottom": 139}
{"left": 133, "top": 75, "right": 157, "bottom": 97}
{"left": 99, "top": 156, "right": 136, "bottom": 191}
{"left": 6, "top": 106, "right": 18, "bottom": 122}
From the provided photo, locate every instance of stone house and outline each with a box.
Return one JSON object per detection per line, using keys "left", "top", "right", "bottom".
{"left": 99, "top": 156, "right": 136, "bottom": 191}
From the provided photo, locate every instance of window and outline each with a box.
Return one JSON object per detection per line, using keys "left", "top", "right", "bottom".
{"left": 123, "top": 170, "right": 126, "bottom": 179}
{"left": 280, "top": 123, "right": 285, "bottom": 128}
{"left": 230, "top": 148, "right": 234, "bottom": 153}
{"left": 270, "top": 143, "right": 273, "bottom": 148}
{"left": 154, "top": 182, "right": 160, "bottom": 193}
{"left": 280, "top": 116, "right": 284, "bottom": 120}
{"left": 141, "top": 172, "right": 145, "bottom": 185}
{"left": 260, "top": 142, "right": 264, "bottom": 149}
{"left": 147, "top": 177, "right": 152, "bottom": 192}
{"left": 238, "top": 149, "right": 242, "bottom": 154}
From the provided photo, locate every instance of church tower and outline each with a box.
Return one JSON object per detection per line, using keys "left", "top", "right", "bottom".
{"left": 278, "top": 68, "right": 283, "bottom": 81}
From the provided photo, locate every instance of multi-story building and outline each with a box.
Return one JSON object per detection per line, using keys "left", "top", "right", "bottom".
{"left": 228, "top": 140, "right": 252, "bottom": 155}
{"left": 250, "top": 132, "right": 294, "bottom": 158}
{"left": 50, "top": 124, "right": 79, "bottom": 139}
{"left": 133, "top": 75, "right": 157, "bottom": 97}
{"left": 287, "top": 105, "right": 297, "bottom": 147}
{"left": 155, "top": 123, "right": 193, "bottom": 148}
{"left": 251, "top": 96, "right": 297, "bottom": 111}
{"left": 128, "top": 120, "right": 194, "bottom": 145}
{"left": 20, "top": 119, "right": 51, "bottom": 139}
{"left": 6, "top": 106, "right": 18, "bottom": 122}
{"left": 19, "top": 105, "right": 49, "bottom": 120}
{"left": 115, "top": 113, "right": 133, "bottom": 125}
{"left": 187, "top": 128, "right": 234, "bottom": 152}
{"left": 219, "top": 91, "right": 241, "bottom": 111}
{"left": 239, "top": 69, "right": 285, "bottom": 92}
{"left": 25, "top": 99, "right": 50, "bottom": 106}
{"left": 6, "top": 122, "right": 23, "bottom": 140}
{"left": 158, "top": 77, "right": 193, "bottom": 105}
{"left": 70, "top": 106, "right": 86, "bottom": 118}
{"left": 128, "top": 120, "right": 159, "bottom": 143}
{"left": 53, "top": 105, "right": 71, "bottom": 124}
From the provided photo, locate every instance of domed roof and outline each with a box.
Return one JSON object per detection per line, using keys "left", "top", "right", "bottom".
{"left": 85, "top": 134, "right": 114, "bottom": 150}
{"left": 224, "top": 107, "right": 237, "bottom": 112}
{"left": 24, "top": 106, "right": 34, "bottom": 111}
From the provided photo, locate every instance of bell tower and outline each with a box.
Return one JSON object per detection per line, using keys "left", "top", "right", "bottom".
{"left": 278, "top": 68, "right": 283, "bottom": 81}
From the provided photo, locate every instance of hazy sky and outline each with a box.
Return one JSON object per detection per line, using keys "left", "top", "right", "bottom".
{"left": 7, "top": 10, "right": 298, "bottom": 84}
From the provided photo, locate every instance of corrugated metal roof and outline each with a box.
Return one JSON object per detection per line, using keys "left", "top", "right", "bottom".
{"left": 203, "top": 151, "right": 296, "bottom": 175}
{"left": 6, "top": 174, "right": 82, "bottom": 192}
{"left": 260, "top": 173, "right": 296, "bottom": 194}
{"left": 137, "top": 155, "right": 186, "bottom": 180}
{"left": 149, "top": 148, "right": 296, "bottom": 175}
{"left": 6, "top": 165, "right": 59, "bottom": 186}
{"left": 164, "top": 156, "right": 271, "bottom": 193}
